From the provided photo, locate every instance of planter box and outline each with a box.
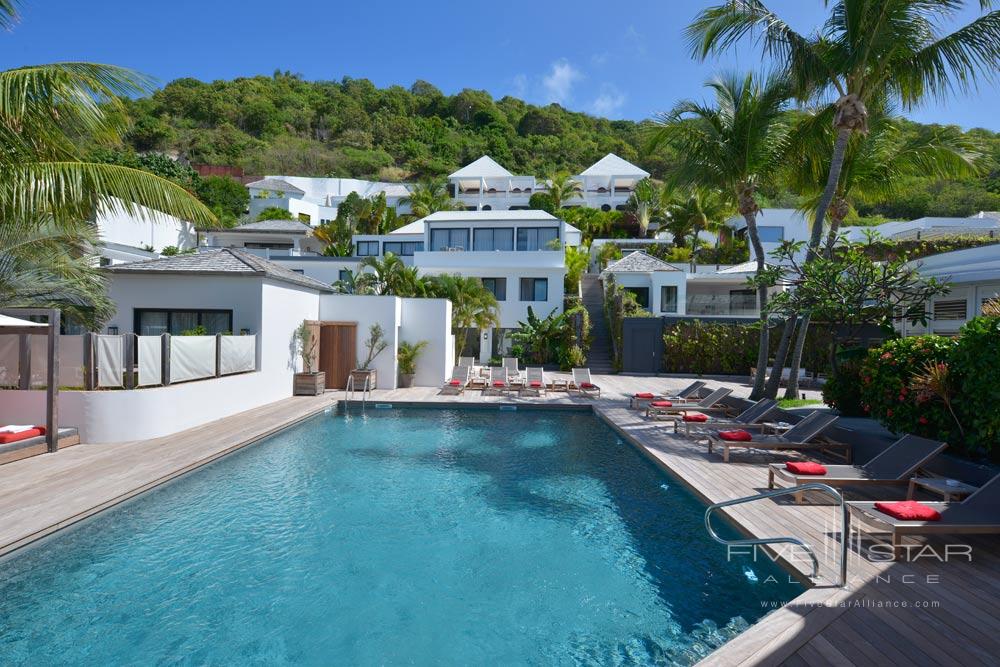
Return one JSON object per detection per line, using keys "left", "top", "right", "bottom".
{"left": 398, "top": 373, "right": 414, "bottom": 388}
{"left": 293, "top": 372, "right": 326, "bottom": 396}
{"left": 350, "top": 369, "right": 377, "bottom": 390}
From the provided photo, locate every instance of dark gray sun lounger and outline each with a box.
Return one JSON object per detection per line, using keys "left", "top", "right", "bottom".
{"left": 847, "top": 474, "right": 1000, "bottom": 559}
{"left": 768, "top": 434, "right": 948, "bottom": 501}
{"left": 646, "top": 387, "right": 733, "bottom": 419}
{"left": 630, "top": 380, "right": 706, "bottom": 408}
{"left": 673, "top": 398, "right": 778, "bottom": 436}
{"left": 706, "top": 411, "right": 842, "bottom": 463}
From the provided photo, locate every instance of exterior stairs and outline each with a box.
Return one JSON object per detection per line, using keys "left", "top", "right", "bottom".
{"left": 580, "top": 273, "right": 615, "bottom": 374}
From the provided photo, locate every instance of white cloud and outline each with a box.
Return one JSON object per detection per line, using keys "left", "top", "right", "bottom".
{"left": 591, "top": 84, "right": 626, "bottom": 117}
{"left": 542, "top": 59, "right": 583, "bottom": 104}
{"left": 590, "top": 51, "right": 609, "bottom": 66}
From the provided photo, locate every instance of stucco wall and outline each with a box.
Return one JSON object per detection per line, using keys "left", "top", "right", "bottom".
{"left": 400, "top": 298, "right": 453, "bottom": 385}
{"left": 319, "top": 294, "right": 401, "bottom": 389}
{"left": 96, "top": 205, "right": 196, "bottom": 252}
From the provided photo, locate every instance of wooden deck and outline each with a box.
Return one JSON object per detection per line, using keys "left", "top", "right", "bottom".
{"left": 0, "top": 374, "right": 995, "bottom": 666}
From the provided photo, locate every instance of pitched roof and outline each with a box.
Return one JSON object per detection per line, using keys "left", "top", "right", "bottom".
{"left": 209, "top": 219, "right": 314, "bottom": 234}
{"left": 244, "top": 178, "right": 305, "bottom": 195}
{"left": 104, "top": 248, "right": 332, "bottom": 292}
{"left": 579, "top": 153, "right": 650, "bottom": 178}
{"left": 602, "top": 251, "right": 680, "bottom": 273}
{"left": 448, "top": 155, "right": 513, "bottom": 179}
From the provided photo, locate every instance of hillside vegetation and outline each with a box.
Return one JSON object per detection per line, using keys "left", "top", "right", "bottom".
{"left": 108, "top": 72, "right": 1000, "bottom": 219}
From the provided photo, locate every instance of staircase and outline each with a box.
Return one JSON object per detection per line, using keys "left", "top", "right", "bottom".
{"left": 580, "top": 273, "right": 615, "bottom": 374}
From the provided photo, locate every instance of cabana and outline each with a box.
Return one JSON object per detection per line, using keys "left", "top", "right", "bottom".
{"left": 0, "top": 308, "right": 60, "bottom": 452}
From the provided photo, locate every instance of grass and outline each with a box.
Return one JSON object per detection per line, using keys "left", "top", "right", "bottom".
{"left": 778, "top": 398, "right": 824, "bottom": 409}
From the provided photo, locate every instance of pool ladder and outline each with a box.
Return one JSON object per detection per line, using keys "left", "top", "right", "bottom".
{"left": 344, "top": 373, "right": 372, "bottom": 410}
{"left": 704, "top": 483, "right": 849, "bottom": 588}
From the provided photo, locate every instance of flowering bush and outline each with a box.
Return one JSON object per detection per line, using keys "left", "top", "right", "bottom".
{"left": 951, "top": 315, "right": 1000, "bottom": 456}
{"left": 859, "top": 336, "right": 959, "bottom": 443}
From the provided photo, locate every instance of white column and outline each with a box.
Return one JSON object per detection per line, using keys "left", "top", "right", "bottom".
{"left": 479, "top": 177, "right": 485, "bottom": 211}
{"left": 480, "top": 328, "right": 493, "bottom": 364}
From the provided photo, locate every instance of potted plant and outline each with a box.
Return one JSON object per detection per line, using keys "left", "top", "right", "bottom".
{"left": 292, "top": 321, "right": 325, "bottom": 395}
{"left": 397, "top": 340, "right": 428, "bottom": 388}
{"left": 351, "top": 323, "right": 387, "bottom": 390}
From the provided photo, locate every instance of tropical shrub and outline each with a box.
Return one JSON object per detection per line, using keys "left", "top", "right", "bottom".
{"left": 511, "top": 303, "right": 589, "bottom": 370}
{"left": 603, "top": 276, "right": 651, "bottom": 371}
{"left": 951, "top": 314, "right": 1000, "bottom": 455}
{"left": 821, "top": 360, "right": 866, "bottom": 416}
{"left": 396, "top": 340, "right": 427, "bottom": 376}
{"left": 858, "top": 336, "right": 958, "bottom": 443}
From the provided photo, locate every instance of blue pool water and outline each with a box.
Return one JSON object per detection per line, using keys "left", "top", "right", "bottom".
{"left": 0, "top": 409, "right": 801, "bottom": 665}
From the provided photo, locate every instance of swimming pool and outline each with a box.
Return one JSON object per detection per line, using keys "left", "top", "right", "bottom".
{"left": 0, "top": 408, "right": 801, "bottom": 665}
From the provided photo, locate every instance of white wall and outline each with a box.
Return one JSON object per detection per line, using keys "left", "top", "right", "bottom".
{"left": 607, "top": 271, "right": 687, "bottom": 315}
{"left": 400, "top": 298, "right": 453, "bottom": 385}
{"left": 319, "top": 294, "right": 401, "bottom": 389}
{"left": 96, "top": 204, "right": 196, "bottom": 252}
{"left": 271, "top": 257, "right": 363, "bottom": 286}
{"left": 260, "top": 279, "right": 321, "bottom": 375}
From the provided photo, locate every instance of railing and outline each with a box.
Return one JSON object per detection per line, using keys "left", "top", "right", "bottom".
{"left": 704, "top": 483, "right": 849, "bottom": 587}
{"left": 345, "top": 372, "right": 372, "bottom": 409}
{"left": 199, "top": 246, "right": 321, "bottom": 259}
{"left": 686, "top": 295, "right": 759, "bottom": 317}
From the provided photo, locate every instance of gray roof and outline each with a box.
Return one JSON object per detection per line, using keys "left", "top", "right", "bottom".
{"left": 602, "top": 250, "right": 681, "bottom": 273}
{"left": 244, "top": 178, "right": 305, "bottom": 195}
{"left": 205, "top": 219, "right": 314, "bottom": 234}
{"left": 104, "top": 248, "right": 333, "bottom": 292}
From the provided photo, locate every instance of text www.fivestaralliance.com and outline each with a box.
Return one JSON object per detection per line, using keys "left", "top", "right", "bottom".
{"left": 761, "top": 599, "right": 940, "bottom": 610}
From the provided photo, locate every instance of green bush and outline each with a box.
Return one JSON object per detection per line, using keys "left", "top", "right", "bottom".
{"left": 951, "top": 315, "right": 1000, "bottom": 455}
{"left": 859, "top": 336, "right": 958, "bottom": 443}
{"left": 821, "top": 361, "right": 866, "bottom": 416}
{"left": 604, "top": 276, "right": 650, "bottom": 371}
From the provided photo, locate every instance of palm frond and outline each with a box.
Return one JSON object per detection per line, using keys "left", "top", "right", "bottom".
{"left": 0, "top": 0, "right": 19, "bottom": 29}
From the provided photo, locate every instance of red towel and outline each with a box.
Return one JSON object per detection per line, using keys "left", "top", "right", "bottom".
{"left": 785, "top": 461, "right": 827, "bottom": 475}
{"left": 0, "top": 427, "right": 44, "bottom": 444}
{"left": 875, "top": 501, "right": 941, "bottom": 521}
{"left": 683, "top": 412, "right": 708, "bottom": 422}
{"left": 530, "top": 381, "right": 542, "bottom": 388}
{"left": 634, "top": 392, "right": 655, "bottom": 399}
{"left": 448, "top": 380, "right": 461, "bottom": 386}
{"left": 493, "top": 381, "right": 506, "bottom": 387}
{"left": 718, "top": 430, "right": 753, "bottom": 442}
{"left": 581, "top": 382, "right": 597, "bottom": 389}
{"left": 650, "top": 401, "right": 673, "bottom": 408}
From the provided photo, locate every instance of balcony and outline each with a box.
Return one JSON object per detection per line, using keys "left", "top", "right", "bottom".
{"left": 685, "top": 294, "right": 759, "bottom": 317}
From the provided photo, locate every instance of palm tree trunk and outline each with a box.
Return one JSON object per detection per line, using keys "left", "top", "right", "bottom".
{"left": 737, "top": 185, "right": 769, "bottom": 400}
{"left": 782, "top": 311, "right": 810, "bottom": 399}
{"left": 765, "top": 313, "right": 797, "bottom": 399}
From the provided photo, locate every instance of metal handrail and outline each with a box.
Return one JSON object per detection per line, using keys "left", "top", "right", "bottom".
{"left": 345, "top": 373, "right": 372, "bottom": 410}
{"left": 704, "top": 483, "right": 849, "bottom": 587}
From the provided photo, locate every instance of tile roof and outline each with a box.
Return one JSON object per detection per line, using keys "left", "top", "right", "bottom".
{"left": 211, "top": 219, "right": 314, "bottom": 234}
{"left": 602, "top": 250, "right": 681, "bottom": 273}
{"left": 244, "top": 178, "right": 305, "bottom": 195}
{"left": 104, "top": 248, "right": 332, "bottom": 292}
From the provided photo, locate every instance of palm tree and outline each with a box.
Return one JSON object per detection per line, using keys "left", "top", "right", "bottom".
{"left": 400, "top": 181, "right": 458, "bottom": 218}
{"left": 663, "top": 187, "right": 734, "bottom": 250}
{"left": 428, "top": 274, "right": 500, "bottom": 361}
{"left": 626, "top": 178, "right": 662, "bottom": 237}
{"left": 545, "top": 172, "right": 582, "bottom": 210}
{"left": 646, "top": 72, "right": 791, "bottom": 398}
{"left": 357, "top": 253, "right": 428, "bottom": 296}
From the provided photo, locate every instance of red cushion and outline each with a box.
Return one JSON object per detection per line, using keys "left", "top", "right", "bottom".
{"left": 530, "top": 381, "right": 542, "bottom": 387}
{"left": 0, "top": 427, "right": 44, "bottom": 444}
{"left": 634, "top": 392, "right": 655, "bottom": 399}
{"left": 650, "top": 401, "right": 673, "bottom": 408}
{"left": 785, "top": 461, "right": 827, "bottom": 475}
{"left": 683, "top": 412, "right": 709, "bottom": 422}
{"left": 581, "top": 382, "right": 597, "bottom": 389}
{"left": 875, "top": 501, "right": 941, "bottom": 521}
{"left": 448, "top": 380, "right": 461, "bottom": 386}
{"left": 493, "top": 381, "right": 506, "bottom": 387}
{"left": 718, "top": 430, "right": 753, "bottom": 442}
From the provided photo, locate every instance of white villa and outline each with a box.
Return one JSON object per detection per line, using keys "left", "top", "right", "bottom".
{"left": 246, "top": 176, "right": 413, "bottom": 224}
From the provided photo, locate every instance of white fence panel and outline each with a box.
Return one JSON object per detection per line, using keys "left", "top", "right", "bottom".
{"left": 58, "top": 335, "right": 85, "bottom": 387}
{"left": 0, "top": 334, "right": 86, "bottom": 388}
{"left": 170, "top": 336, "right": 216, "bottom": 383}
{"left": 219, "top": 335, "right": 256, "bottom": 375}
{"left": 0, "top": 336, "right": 16, "bottom": 386}
{"left": 137, "top": 336, "right": 162, "bottom": 387}
{"left": 96, "top": 334, "right": 124, "bottom": 388}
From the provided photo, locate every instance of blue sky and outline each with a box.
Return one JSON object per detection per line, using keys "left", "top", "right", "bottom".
{"left": 2, "top": 0, "right": 997, "bottom": 129}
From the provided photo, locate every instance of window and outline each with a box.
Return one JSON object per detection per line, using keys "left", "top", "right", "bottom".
{"left": 338, "top": 269, "right": 352, "bottom": 282}
{"left": 730, "top": 289, "right": 757, "bottom": 312}
{"left": 290, "top": 269, "right": 304, "bottom": 275}
{"left": 516, "top": 227, "right": 559, "bottom": 251}
{"left": 519, "top": 278, "right": 548, "bottom": 302}
{"left": 430, "top": 228, "right": 469, "bottom": 251}
{"left": 934, "top": 299, "right": 967, "bottom": 320}
{"left": 481, "top": 277, "right": 507, "bottom": 301}
{"left": 134, "top": 309, "right": 233, "bottom": 336}
{"left": 660, "top": 286, "right": 678, "bottom": 313}
{"left": 625, "top": 287, "right": 649, "bottom": 309}
{"left": 356, "top": 241, "right": 380, "bottom": 256}
{"left": 245, "top": 242, "right": 293, "bottom": 250}
{"left": 382, "top": 241, "right": 423, "bottom": 256}
{"left": 757, "top": 226, "right": 784, "bottom": 243}
{"left": 473, "top": 228, "right": 514, "bottom": 251}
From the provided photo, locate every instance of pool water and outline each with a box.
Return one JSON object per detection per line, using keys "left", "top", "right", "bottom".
{"left": 0, "top": 409, "right": 801, "bottom": 665}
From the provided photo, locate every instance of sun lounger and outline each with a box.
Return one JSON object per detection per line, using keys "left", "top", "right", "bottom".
{"left": 645, "top": 387, "right": 733, "bottom": 419}
{"left": 487, "top": 366, "right": 511, "bottom": 395}
{"left": 522, "top": 367, "right": 546, "bottom": 396}
{"left": 768, "top": 434, "right": 947, "bottom": 502}
{"left": 629, "top": 380, "right": 707, "bottom": 408}
{"left": 847, "top": 474, "right": 1000, "bottom": 559}
{"left": 458, "top": 356, "right": 476, "bottom": 368}
{"left": 502, "top": 357, "right": 522, "bottom": 386}
{"left": 672, "top": 398, "right": 777, "bottom": 436}
{"left": 569, "top": 368, "right": 600, "bottom": 398}
{"left": 440, "top": 366, "right": 472, "bottom": 395}
{"left": 706, "top": 411, "right": 841, "bottom": 463}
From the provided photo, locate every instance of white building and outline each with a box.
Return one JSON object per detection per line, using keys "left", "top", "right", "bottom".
{"left": 200, "top": 219, "right": 326, "bottom": 256}
{"left": 94, "top": 202, "right": 198, "bottom": 265}
{"left": 574, "top": 153, "right": 650, "bottom": 212}
{"left": 726, "top": 209, "right": 811, "bottom": 264}
{"left": 246, "top": 176, "right": 413, "bottom": 224}
{"left": 900, "top": 244, "right": 1000, "bottom": 336}
{"left": 840, "top": 215, "right": 1000, "bottom": 242}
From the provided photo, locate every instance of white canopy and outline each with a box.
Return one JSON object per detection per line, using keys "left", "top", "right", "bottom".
{"left": 0, "top": 314, "right": 46, "bottom": 329}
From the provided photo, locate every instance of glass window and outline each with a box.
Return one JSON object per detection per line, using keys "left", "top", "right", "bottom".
{"left": 516, "top": 227, "right": 559, "bottom": 251}
{"left": 660, "top": 286, "right": 678, "bottom": 313}
{"left": 355, "top": 241, "right": 380, "bottom": 256}
{"left": 519, "top": 278, "right": 548, "bottom": 302}
{"left": 430, "top": 228, "right": 470, "bottom": 251}
{"left": 481, "top": 277, "right": 507, "bottom": 301}
{"left": 757, "top": 226, "right": 784, "bottom": 243}
{"left": 135, "top": 310, "right": 232, "bottom": 336}
{"left": 137, "top": 311, "right": 168, "bottom": 336}
{"left": 473, "top": 228, "right": 514, "bottom": 251}
{"left": 338, "top": 269, "right": 352, "bottom": 282}
{"left": 382, "top": 241, "right": 423, "bottom": 256}
{"left": 626, "top": 287, "right": 649, "bottom": 309}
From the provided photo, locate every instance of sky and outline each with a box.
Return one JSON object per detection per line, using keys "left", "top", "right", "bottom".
{"left": 2, "top": 0, "right": 997, "bottom": 130}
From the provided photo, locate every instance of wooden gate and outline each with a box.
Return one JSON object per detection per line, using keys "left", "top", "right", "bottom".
{"left": 318, "top": 322, "right": 356, "bottom": 389}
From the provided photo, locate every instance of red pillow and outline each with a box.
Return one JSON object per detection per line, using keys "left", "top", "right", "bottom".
{"left": 493, "top": 381, "right": 506, "bottom": 387}
{"left": 634, "top": 392, "right": 655, "bottom": 399}
{"left": 875, "top": 501, "right": 941, "bottom": 521}
{"left": 530, "top": 381, "right": 542, "bottom": 387}
{"left": 718, "top": 430, "right": 753, "bottom": 442}
{"left": 683, "top": 412, "right": 709, "bottom": 422}
{"left": 650, "top": 401, "right": 673, "bottom": 408}
{"left": 785, "top": 461, "right": 827, "bottom": 475}
{"left": 581, "top": 382, "right": 597, "bottom": 389}
{"left": 448, "top": 380, "right": 461, "bottom": 386}
{"left": 0, "top": 428, "right": 43, "bottom": 444}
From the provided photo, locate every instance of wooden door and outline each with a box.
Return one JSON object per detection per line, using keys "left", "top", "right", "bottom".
{"left": 319, "top": 322, "right": 356, "bottom": 389}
